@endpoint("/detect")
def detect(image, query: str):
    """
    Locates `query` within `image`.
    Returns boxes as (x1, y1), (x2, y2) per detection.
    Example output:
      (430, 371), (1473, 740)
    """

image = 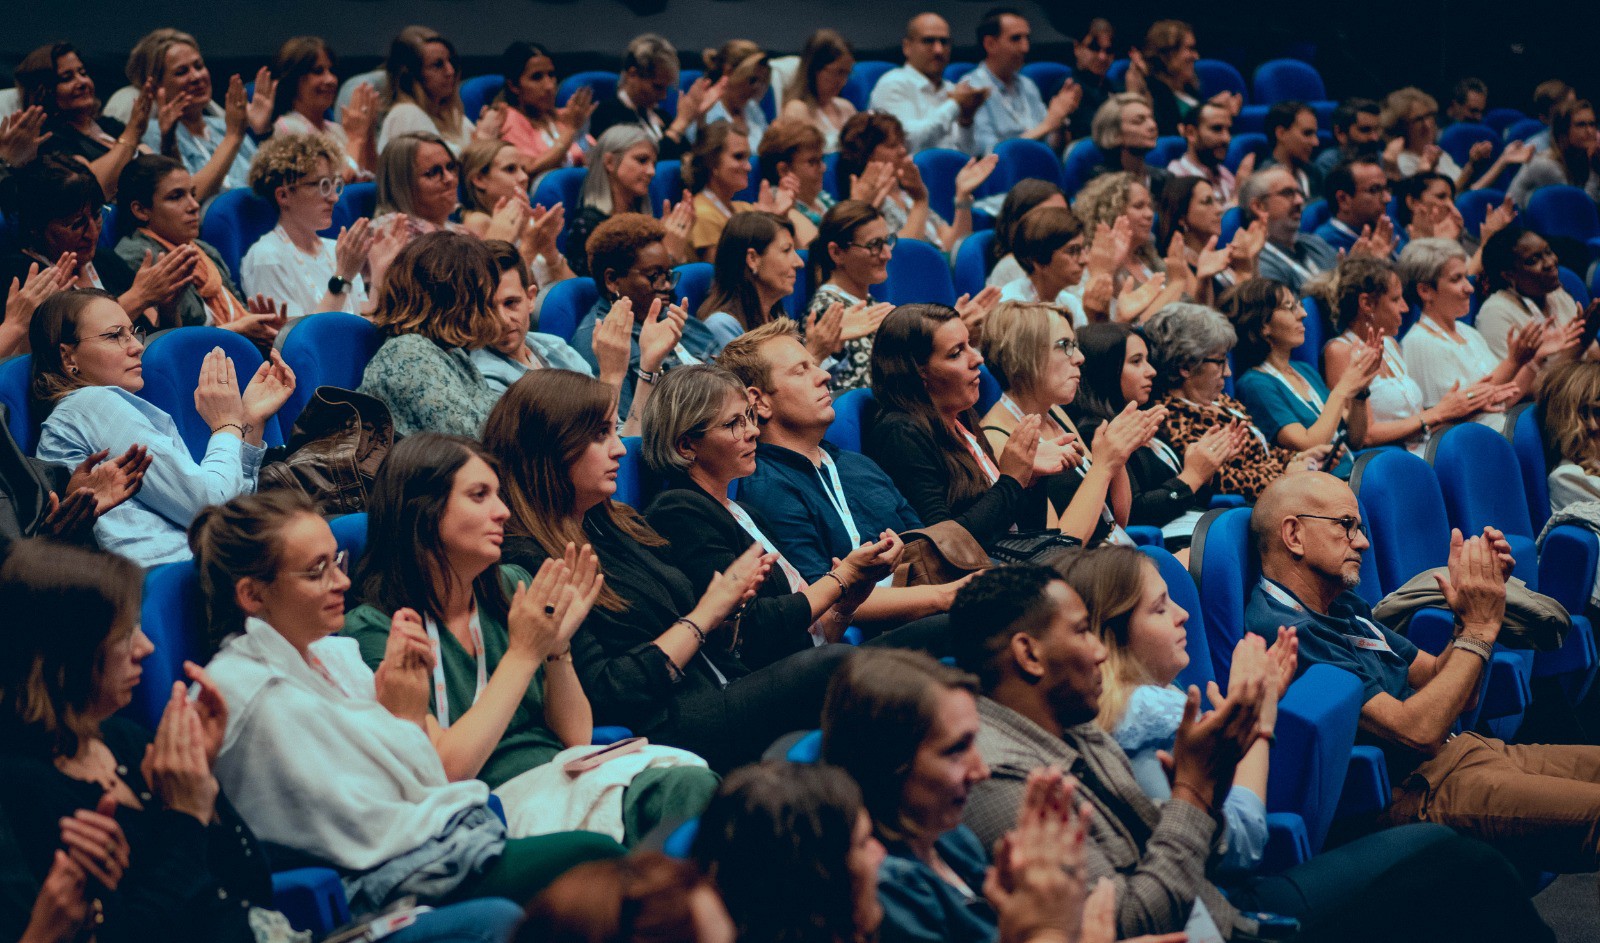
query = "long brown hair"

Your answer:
(1051, 546), (1157, 731)
(386, 25), (464, 131)
(699, 211), (792, 329)
(1540, 360), (1600, 476)
(481, 370), (664, 611)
